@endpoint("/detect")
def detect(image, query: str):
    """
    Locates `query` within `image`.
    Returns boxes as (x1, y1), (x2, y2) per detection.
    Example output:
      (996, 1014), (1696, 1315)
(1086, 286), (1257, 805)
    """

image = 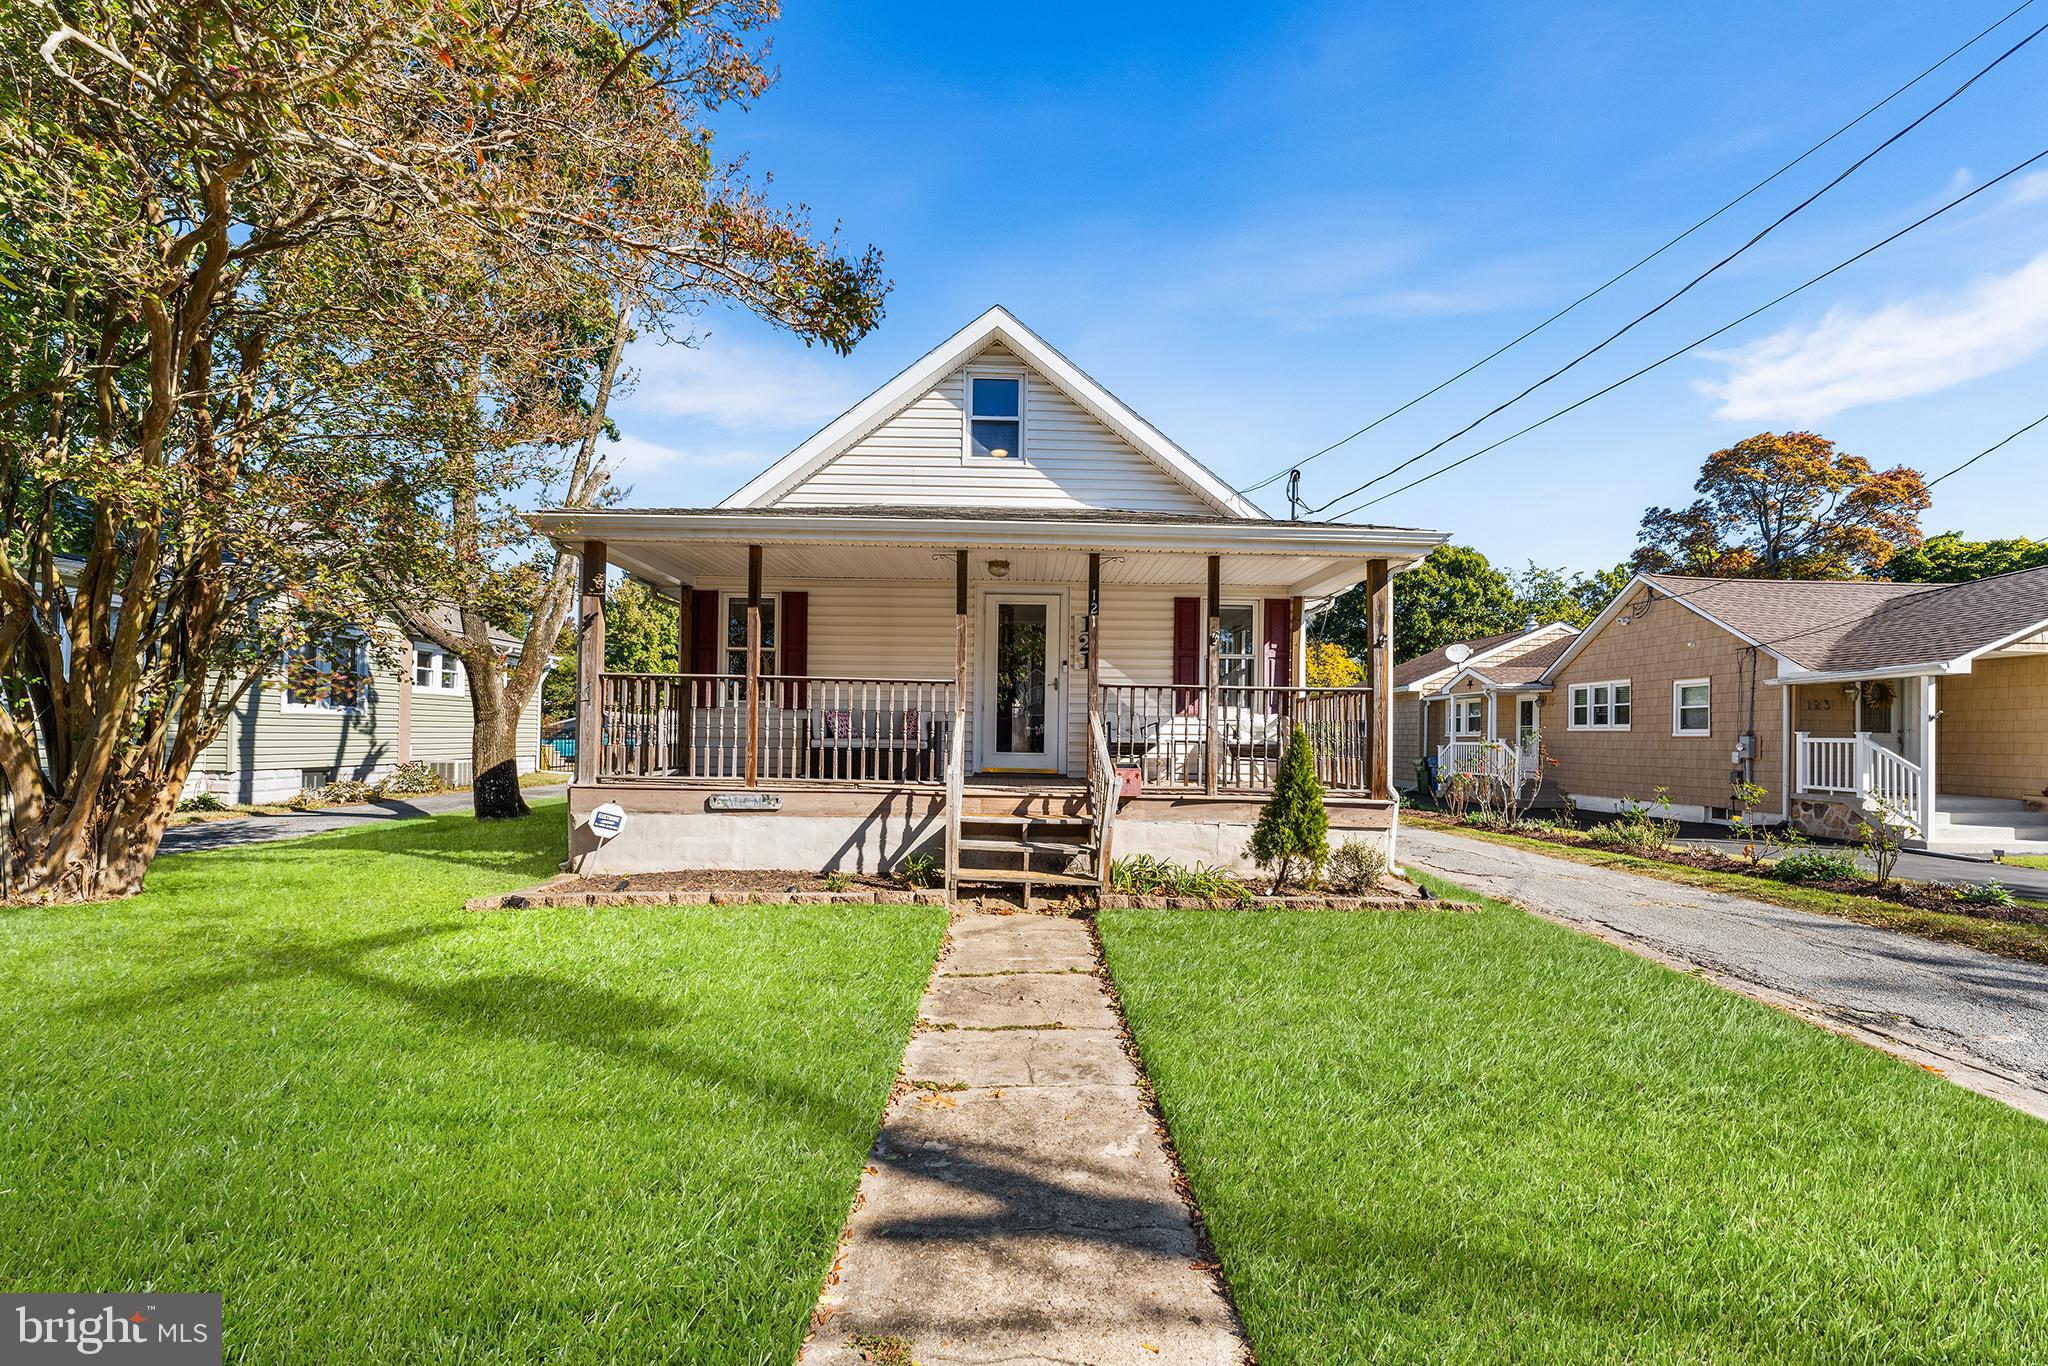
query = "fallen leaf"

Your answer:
(1142, 1344), (1160, 1353)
